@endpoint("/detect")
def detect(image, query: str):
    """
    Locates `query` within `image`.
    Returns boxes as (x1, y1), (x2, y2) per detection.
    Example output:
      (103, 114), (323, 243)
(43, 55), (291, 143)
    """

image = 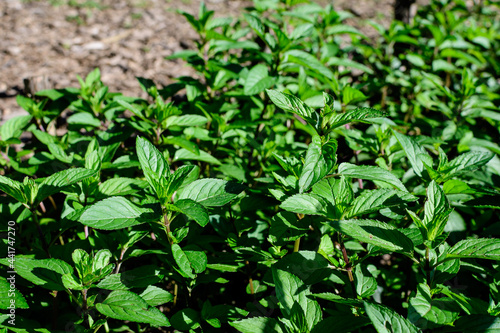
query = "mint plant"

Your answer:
(1, 0), (500, 332)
